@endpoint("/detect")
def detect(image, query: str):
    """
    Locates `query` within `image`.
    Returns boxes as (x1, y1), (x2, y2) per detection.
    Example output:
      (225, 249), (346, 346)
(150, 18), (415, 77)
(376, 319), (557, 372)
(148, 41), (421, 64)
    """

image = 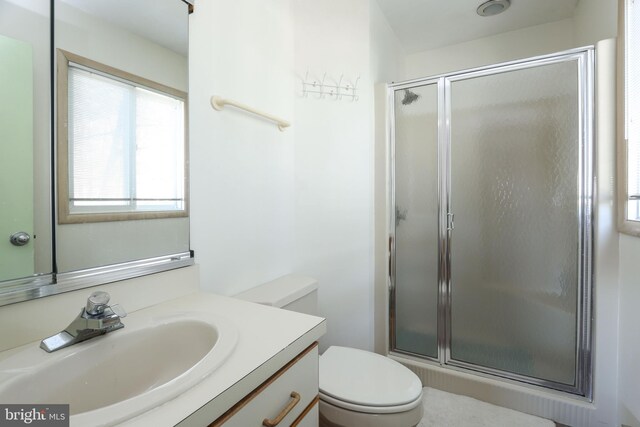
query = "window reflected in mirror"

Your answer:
(58, 50), (187, 223)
